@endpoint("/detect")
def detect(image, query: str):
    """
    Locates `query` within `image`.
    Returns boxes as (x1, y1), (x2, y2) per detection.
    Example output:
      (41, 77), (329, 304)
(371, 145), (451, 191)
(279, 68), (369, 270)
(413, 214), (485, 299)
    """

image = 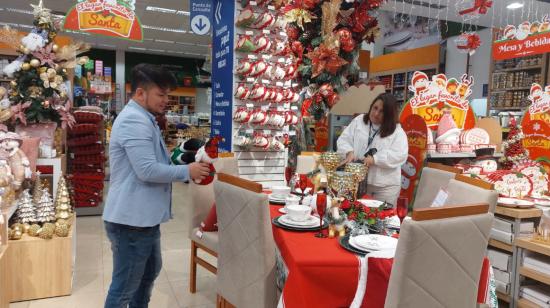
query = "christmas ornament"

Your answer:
(9, 228), (22, 240)
(54, 222), (70, 237)
(28, 224), (41, 237)
(337, 28), (355, 52)
(284, 7), (315, 29)
(22, 223), (31, 233)
(21, 62), (31, 71)
(455, 32), (481, 55)
(38, 225), (54, 239)
(15, 190), (36, 224)
(55, 177), (72, 220)
(35, 187), (55, 223)
(1, 131), (32, 189)
(30, 58), (40, 67)
(32, 172), (43, 204)
(52, 43), (59, 52)
(306, 43), (348, 77)
(459, 0), (493, 16)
